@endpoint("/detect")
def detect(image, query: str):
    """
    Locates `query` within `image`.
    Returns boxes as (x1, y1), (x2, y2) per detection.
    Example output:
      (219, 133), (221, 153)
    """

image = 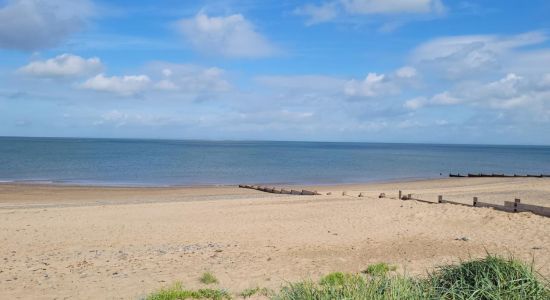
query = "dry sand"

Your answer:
(0, 178), (549, 299)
